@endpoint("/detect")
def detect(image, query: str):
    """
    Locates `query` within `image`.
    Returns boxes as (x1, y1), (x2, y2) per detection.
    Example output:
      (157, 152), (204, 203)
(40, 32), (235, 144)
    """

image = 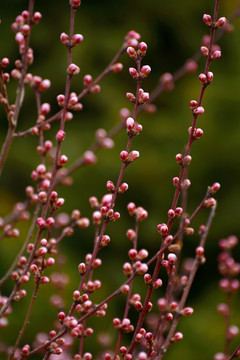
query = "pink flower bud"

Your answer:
(126, 92), (136, 103)
(72, 33), (84, 46)
(200, 46), (209, 56)
(126, 117), (135, 131)
(138, 42), (147, 53)
(127, 46), (137, 58)
(157, 223), (169, 236)
(129, 67), (138, 79)
(32, 11), (42, 24)
(211, 182), (220, 194)
(83, 151), (97, 165)
(60, 32), (69, 45)
(36, 217), (45, 228)
(111, 63), (123, 73)
(120, 150), (129, 162)
(67, 63), (80, 76)
(70, 0), (81, 9)
(199, 73), (207, 84)
(56, 130), (65, 142)
(216, 17), (226, 28)
(175, 153), (183, 165)
(193, 106), (205, 115)
(204, 197), (216, 208)
(84, 74), (93, 86)
(140, 65), (151, 78)
(77, 217), (90, 228)
(168, 253), (177, 264)
(128, 150), (139, 162)
(1, 58), (9, 67)
(172, 332), (183, 342)
(212, 50), (221, 60)
(203, 14), (212, 26)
